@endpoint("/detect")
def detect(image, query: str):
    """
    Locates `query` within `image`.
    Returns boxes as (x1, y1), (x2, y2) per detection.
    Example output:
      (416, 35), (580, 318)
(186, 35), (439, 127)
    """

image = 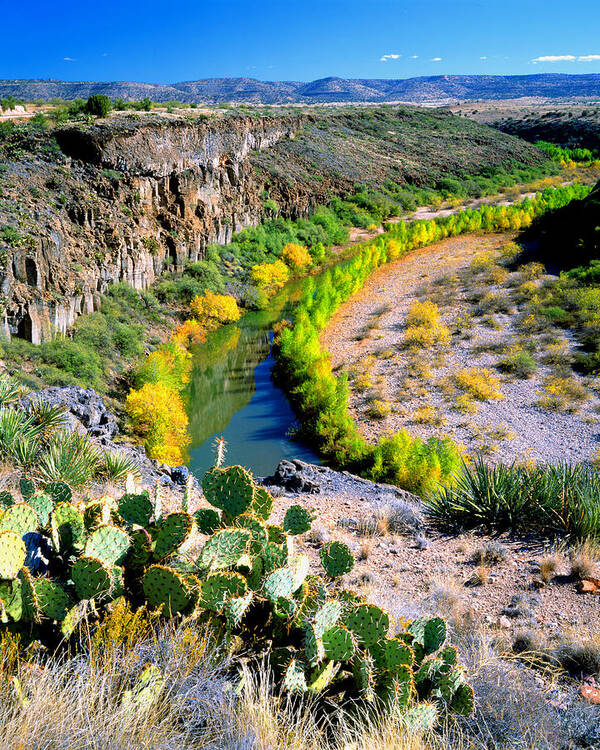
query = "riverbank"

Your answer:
(320, 232), (600, 464)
